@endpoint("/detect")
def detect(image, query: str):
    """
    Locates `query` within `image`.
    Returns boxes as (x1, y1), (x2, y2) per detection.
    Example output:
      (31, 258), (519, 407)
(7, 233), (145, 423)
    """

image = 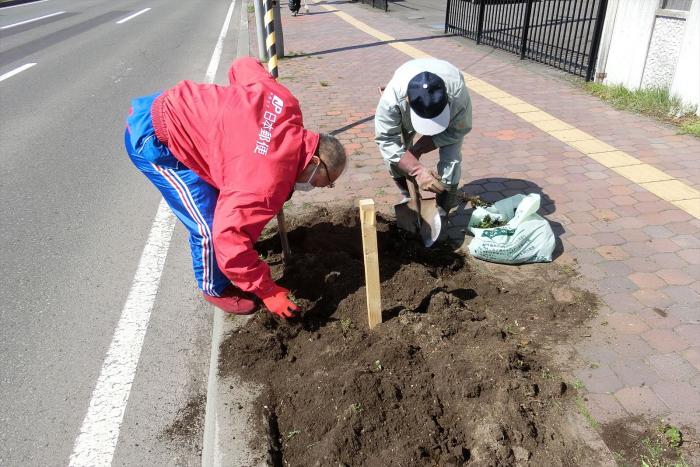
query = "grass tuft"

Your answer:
(583, 83), (700, 138)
